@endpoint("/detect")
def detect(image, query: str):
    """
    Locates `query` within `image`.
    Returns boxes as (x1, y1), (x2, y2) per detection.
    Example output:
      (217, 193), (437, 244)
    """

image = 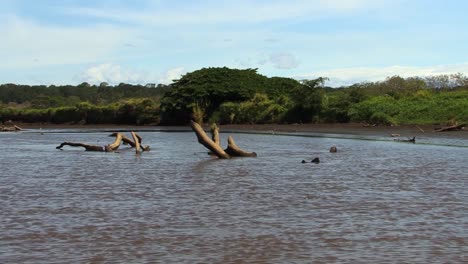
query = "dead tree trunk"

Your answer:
(105, 132), (123, 151)
(56, 132), (151, 153)
(131, 131), (141, 154)
(134, 132), (150, 151)
(434, 124), (466, 132)
(56, 142), (105, 151)
(110, 132), (150, 151)
(225, 136), (257, 157)
(211, 123), (221, 146)
(1, 125), (22, 132)
(191, 121), (230, 159)
(190, 121), (256, 159)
